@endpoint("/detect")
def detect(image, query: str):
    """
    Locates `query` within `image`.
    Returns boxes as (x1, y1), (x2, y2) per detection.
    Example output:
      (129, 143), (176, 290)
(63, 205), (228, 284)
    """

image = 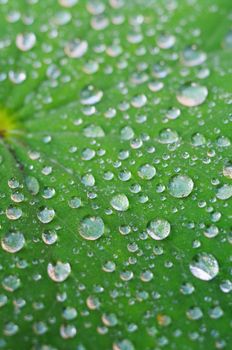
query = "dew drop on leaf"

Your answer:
(168, 175), (194, 198)
(189, 253), (219, 281)
(138, 164), (156, 180)
(64, 39), (88, 58)
(37, 207), (55, 223)
(47, 262), (71, 282)
(181, 46), (207, 66)
(110, 194), (129, 211)
(79, 216), (104, 240)
(16, 32), (36, 51)
(1, 232), (25, 253)
(80, 85), (103, 105)
(147, 219), (171, 240)
(177, 82), (208, 107)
